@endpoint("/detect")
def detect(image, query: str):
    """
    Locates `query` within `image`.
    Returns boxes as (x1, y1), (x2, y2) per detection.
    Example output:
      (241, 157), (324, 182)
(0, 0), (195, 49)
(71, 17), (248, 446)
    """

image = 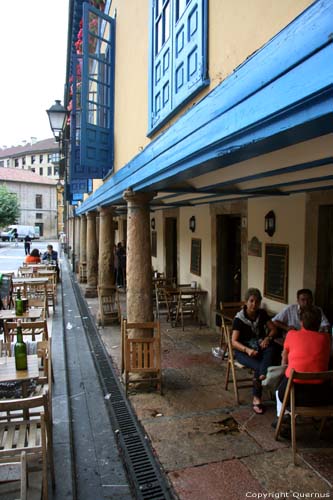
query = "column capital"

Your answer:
(98, 205), (114, 217)
(86, 210), (97, 220)
(80, 213), (87, 220)
(123, 188), (156, 205)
